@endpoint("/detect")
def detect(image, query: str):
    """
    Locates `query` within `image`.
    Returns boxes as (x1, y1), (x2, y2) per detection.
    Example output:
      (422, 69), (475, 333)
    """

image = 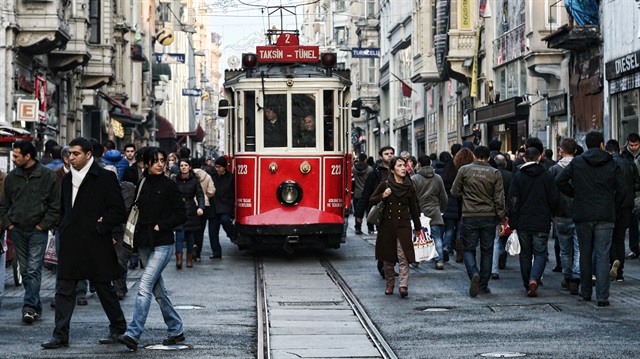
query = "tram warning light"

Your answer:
(242, 53), (258, 69)
(320, 53), (337, 68)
